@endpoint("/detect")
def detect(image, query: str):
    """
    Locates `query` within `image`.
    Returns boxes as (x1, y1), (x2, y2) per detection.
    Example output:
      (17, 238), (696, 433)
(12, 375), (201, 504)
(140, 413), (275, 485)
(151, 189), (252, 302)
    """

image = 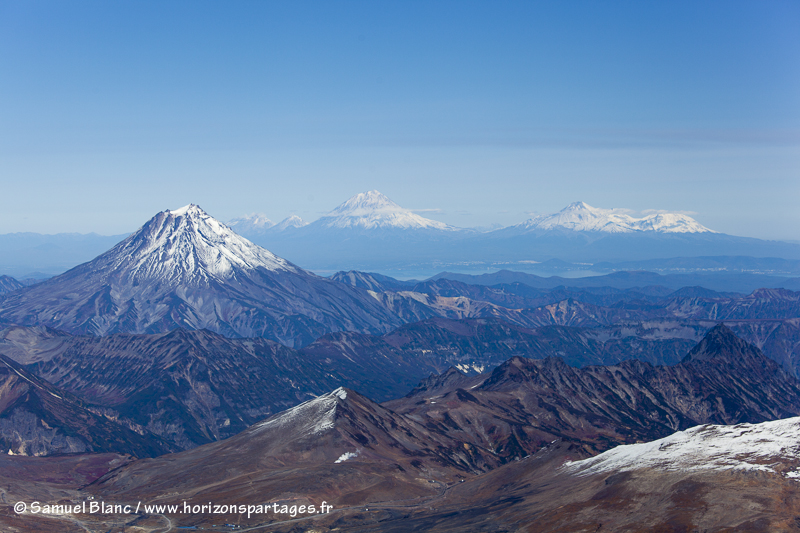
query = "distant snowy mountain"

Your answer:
(239, 194), (799, 272)
(228, 213), (308, 237)
(227, 213), (274, 236)
(514, 202), (715, 234)
(238, 191), (471, 270)
(0, 205), (405, 346)
(273, 214), (308, 231)
(7, 197), (795, 280)
(312, 190), (458, 231)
